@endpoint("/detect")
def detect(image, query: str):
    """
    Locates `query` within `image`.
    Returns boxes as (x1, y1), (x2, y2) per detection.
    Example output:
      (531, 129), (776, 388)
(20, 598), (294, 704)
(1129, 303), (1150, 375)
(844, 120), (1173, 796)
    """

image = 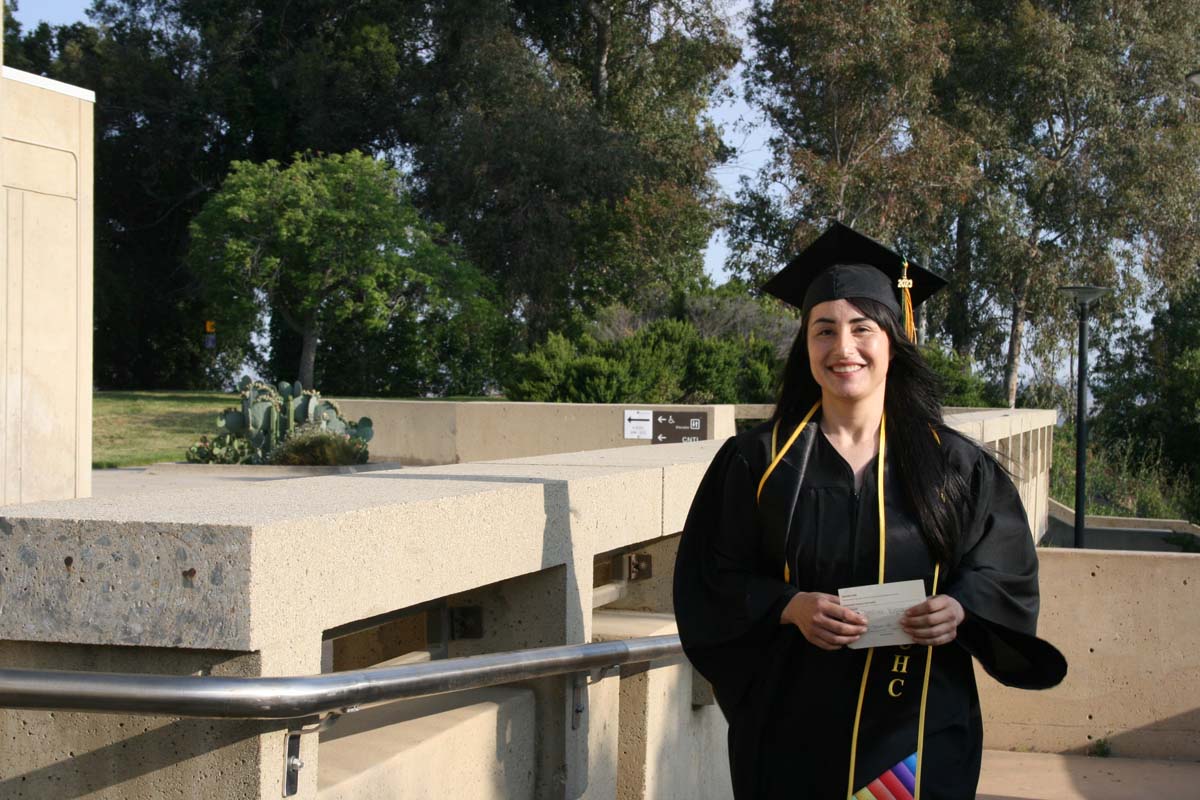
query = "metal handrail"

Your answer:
(0, 634), (682, 720)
